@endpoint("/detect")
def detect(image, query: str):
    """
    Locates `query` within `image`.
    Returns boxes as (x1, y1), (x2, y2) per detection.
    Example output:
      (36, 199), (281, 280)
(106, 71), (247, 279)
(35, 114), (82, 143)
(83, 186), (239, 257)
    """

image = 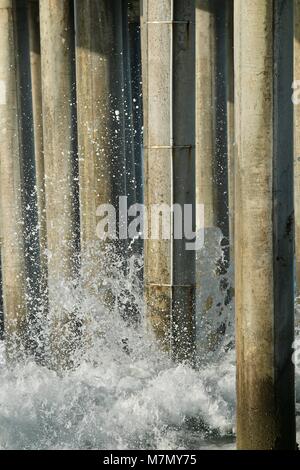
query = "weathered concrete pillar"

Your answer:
(139, 0), (148, 266)
(196, 0), (230, 243)
(40, 0), (78, 369)
(195, 0), (216, 230)
(225, 0), (234, 261)
(28, 0), (47, 289)
(75, 0), (131, 330)
(140, 0), (148, 154)
(143, 0), (195, 361)
(294, 0), (300, 298)
(75, 0), (126, 248)
(75, 0), (132, 335)
(14, 0), (43, 357)
(195, 0), (230, 356)
(0, 0), (27, 358)
(235, 0), (295, 449)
